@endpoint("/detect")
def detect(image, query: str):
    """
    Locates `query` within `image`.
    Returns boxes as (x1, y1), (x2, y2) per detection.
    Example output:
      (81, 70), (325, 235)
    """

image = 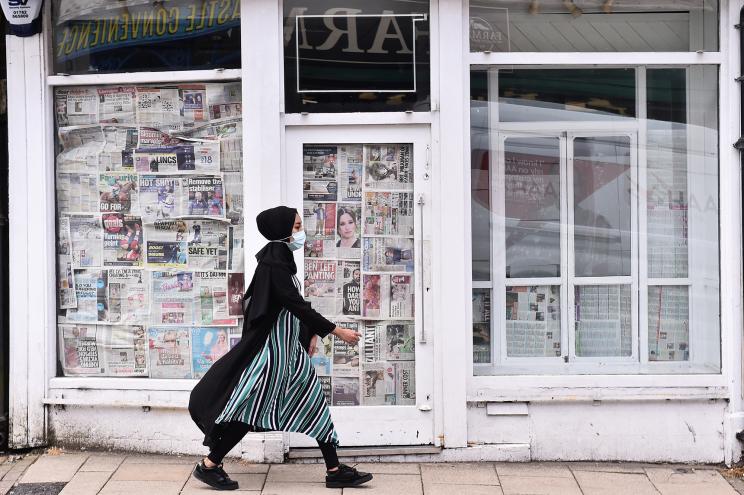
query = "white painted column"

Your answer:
(7, 31), (54, 448)
(435, 0), (469, 448)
